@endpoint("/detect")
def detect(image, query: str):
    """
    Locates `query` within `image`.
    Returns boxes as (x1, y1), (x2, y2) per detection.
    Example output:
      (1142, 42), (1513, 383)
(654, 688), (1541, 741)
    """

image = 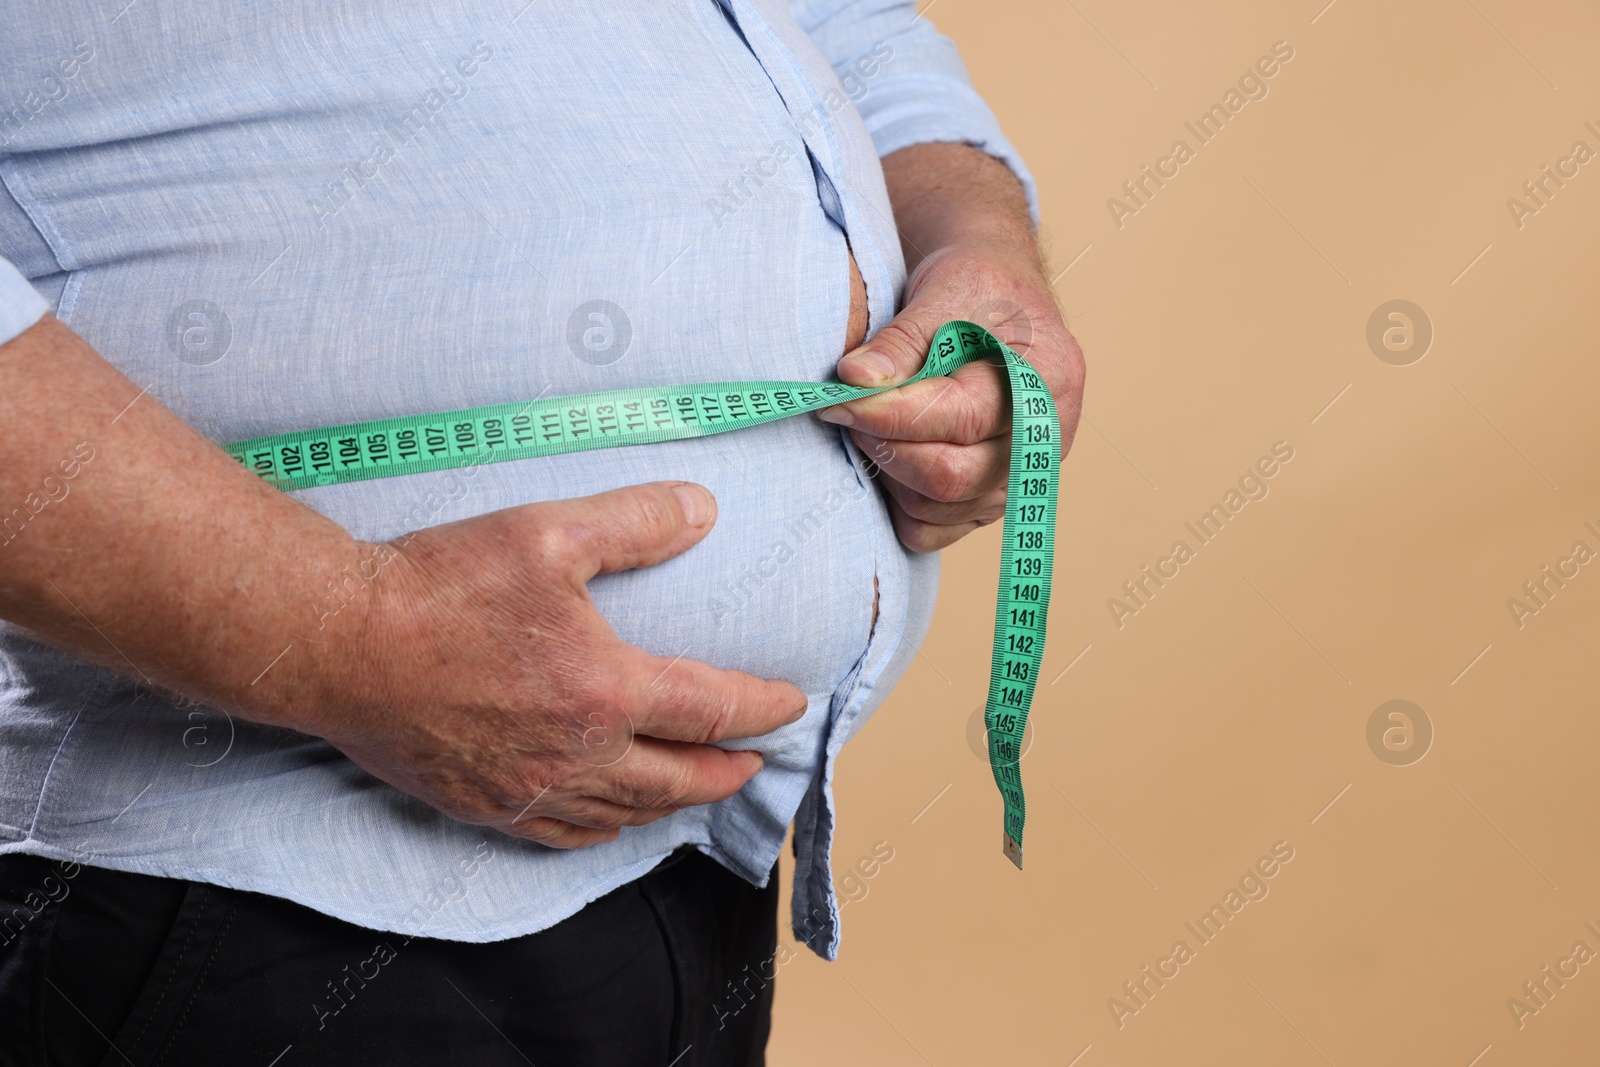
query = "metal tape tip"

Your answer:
(1003, 833), (1023, 870)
